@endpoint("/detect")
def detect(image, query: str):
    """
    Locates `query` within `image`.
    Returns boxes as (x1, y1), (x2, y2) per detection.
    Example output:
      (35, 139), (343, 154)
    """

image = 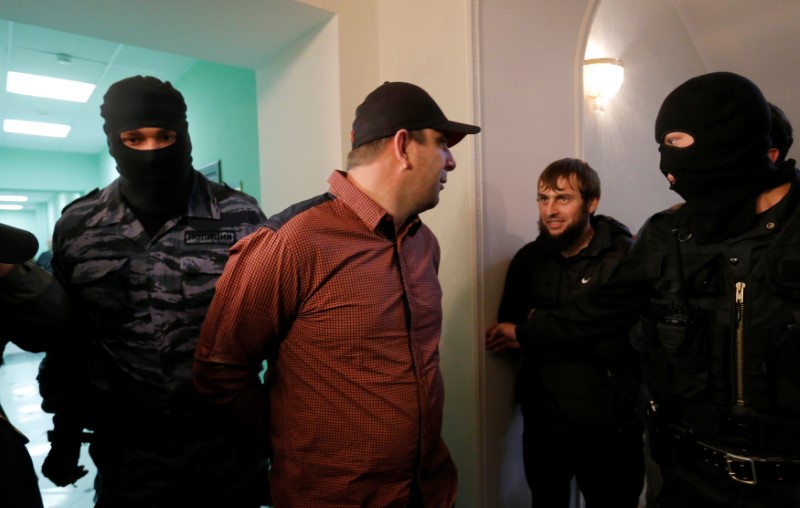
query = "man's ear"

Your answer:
(392, 129), (411, 169)
(587, 197), (599, 215)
